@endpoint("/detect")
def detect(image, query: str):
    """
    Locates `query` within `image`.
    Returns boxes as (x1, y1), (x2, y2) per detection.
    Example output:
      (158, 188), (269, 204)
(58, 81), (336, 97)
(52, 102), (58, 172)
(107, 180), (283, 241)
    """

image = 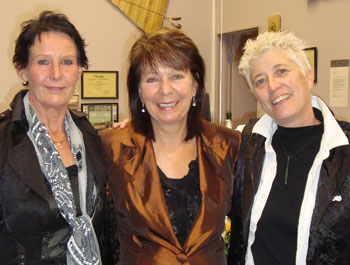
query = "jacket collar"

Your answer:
(200, 119), (231, 161)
